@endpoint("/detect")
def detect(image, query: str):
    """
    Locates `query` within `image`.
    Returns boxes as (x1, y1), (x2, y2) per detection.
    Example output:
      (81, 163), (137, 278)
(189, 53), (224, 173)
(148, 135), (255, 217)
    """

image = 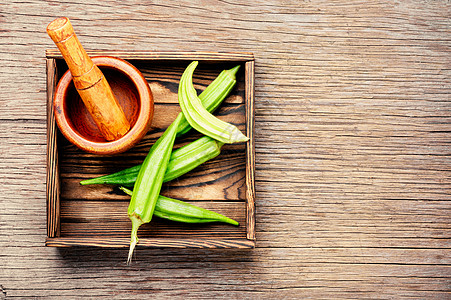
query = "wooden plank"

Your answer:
(61, 151), (246, 201)
(59, 200), (245, 239)
(46, 49), (254, 61)
(46, 58), (60, 238)
(46, 237), (255, 248)
(60, 200), (244, 220)
(140, 62), (247, 104)
(54, 198), (247, 243)
(245, 60), (256, 240)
